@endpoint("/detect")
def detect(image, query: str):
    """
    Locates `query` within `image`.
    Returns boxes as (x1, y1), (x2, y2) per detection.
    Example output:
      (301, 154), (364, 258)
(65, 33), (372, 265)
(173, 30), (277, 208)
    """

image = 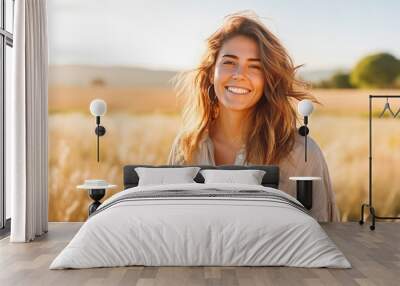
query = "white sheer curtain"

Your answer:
(7, 0), (48, 242)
